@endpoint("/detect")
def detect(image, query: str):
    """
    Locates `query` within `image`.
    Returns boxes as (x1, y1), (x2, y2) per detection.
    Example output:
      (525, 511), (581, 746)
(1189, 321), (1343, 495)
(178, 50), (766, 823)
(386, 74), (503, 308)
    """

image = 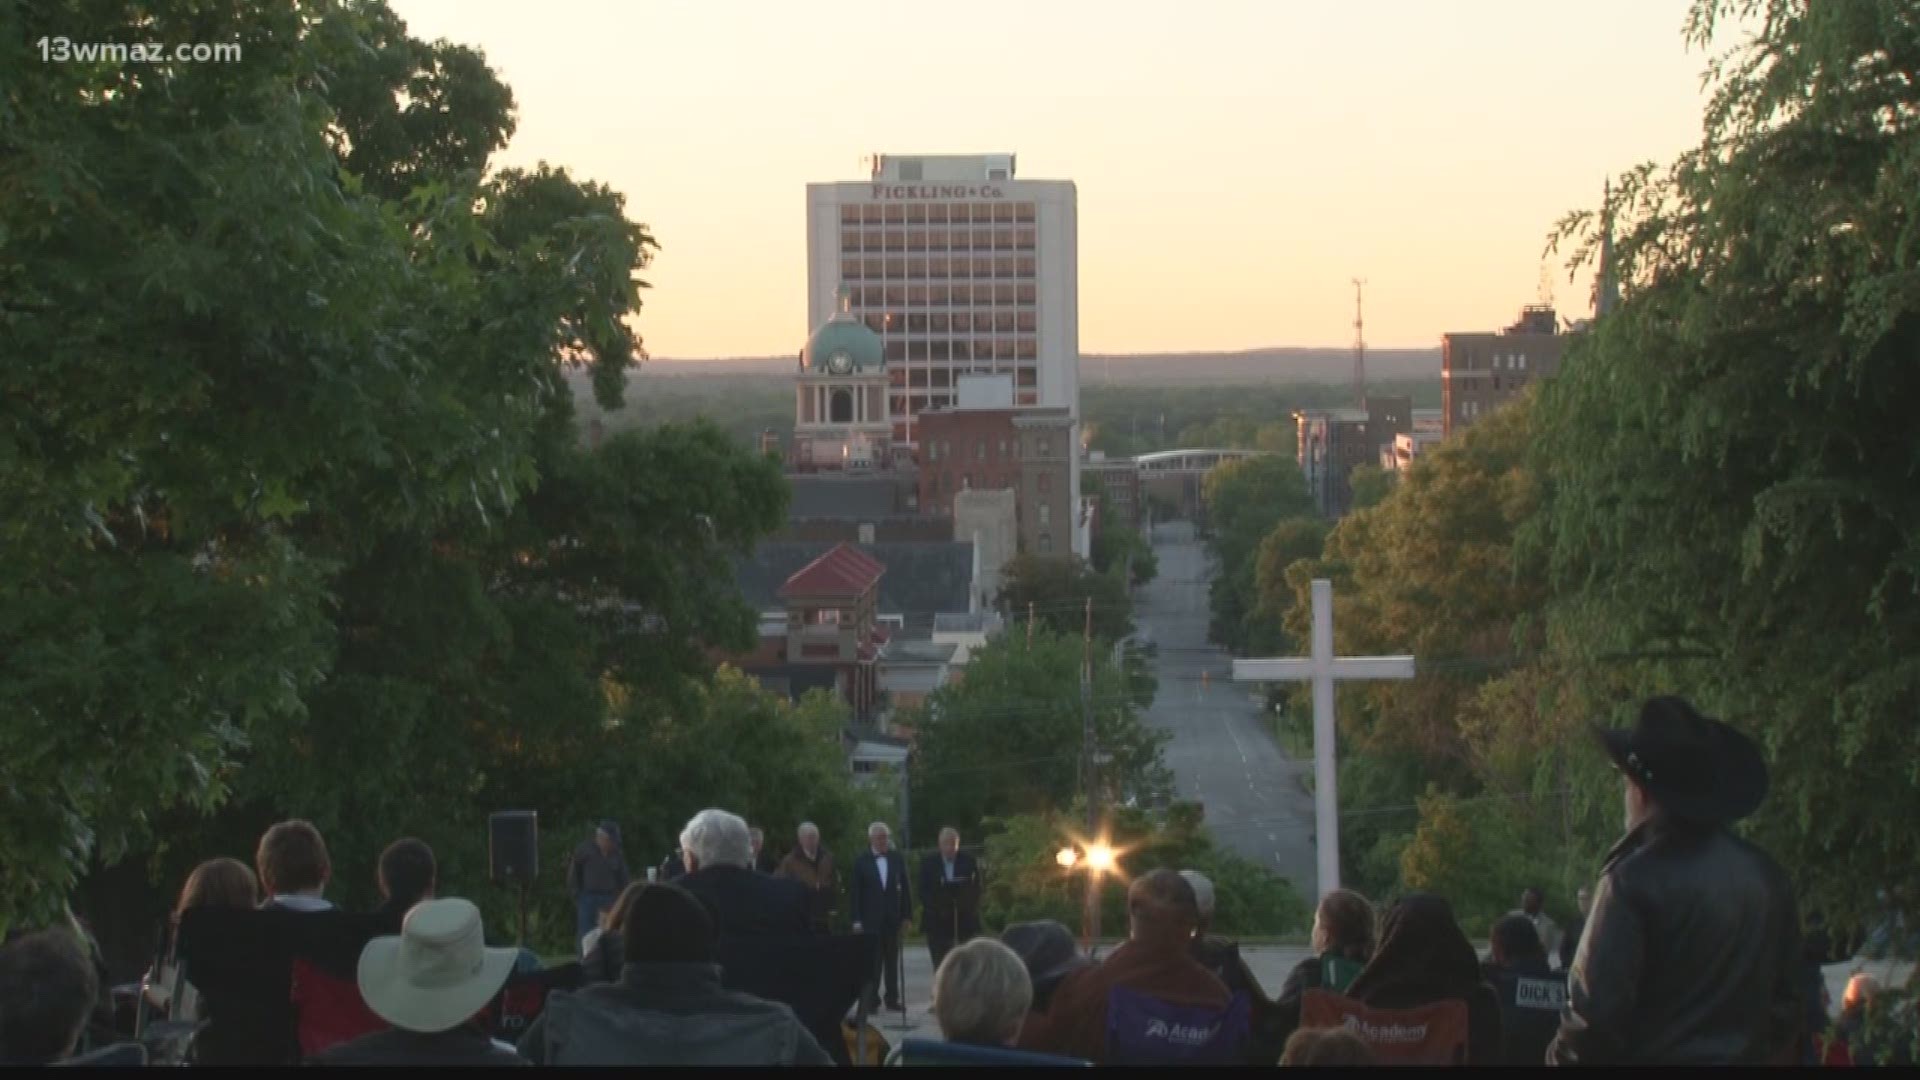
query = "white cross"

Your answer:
(1231, 578), (1414, 900)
